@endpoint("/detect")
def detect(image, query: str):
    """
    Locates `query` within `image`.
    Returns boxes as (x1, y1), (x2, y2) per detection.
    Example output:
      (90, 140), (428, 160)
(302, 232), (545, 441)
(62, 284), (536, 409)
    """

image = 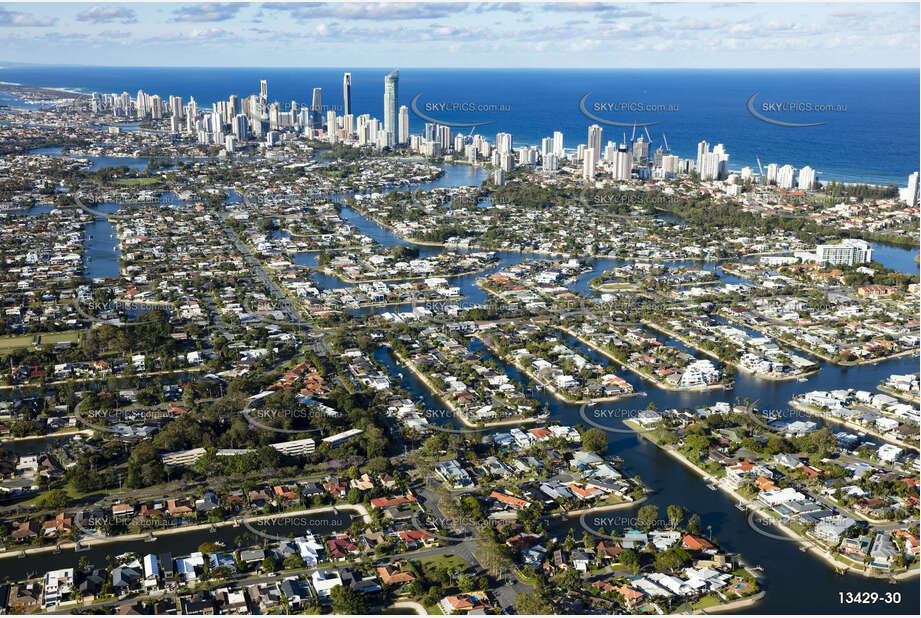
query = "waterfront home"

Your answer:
(682, 535), (716, 553)
(869, 533), (899, 569)
(111, 564), (142, 592)
(439, 591), (491, 614)
(326, 534), (360, 560)
(378, 562), (416, 586)
(42, 568), (73, 609)
(840, 535), (873, 560)
(813, 515), (856, 542)
(6, 583), (41, 613)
